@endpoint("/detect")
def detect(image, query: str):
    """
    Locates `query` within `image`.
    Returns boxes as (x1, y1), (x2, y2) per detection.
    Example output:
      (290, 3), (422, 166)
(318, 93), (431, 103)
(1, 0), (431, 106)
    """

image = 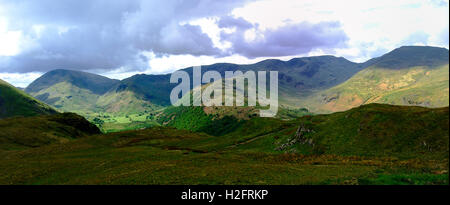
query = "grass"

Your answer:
(84, 110), (163, 133)
(0, 104), (447, 185)
(0, 79), (57, 119)
(0, 113), (100, 150)
(358, 173), (449, 185)
(301, 64), (449, 113)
